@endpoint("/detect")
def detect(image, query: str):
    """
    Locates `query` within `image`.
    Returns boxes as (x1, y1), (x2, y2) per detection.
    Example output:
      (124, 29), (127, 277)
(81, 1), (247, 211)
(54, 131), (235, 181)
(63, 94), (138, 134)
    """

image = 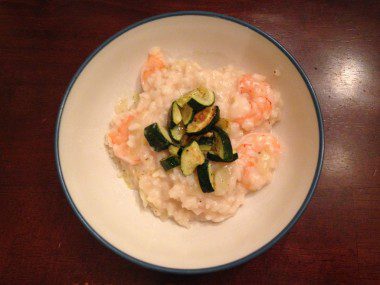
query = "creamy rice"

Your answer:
(106, 48), (281, 227)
